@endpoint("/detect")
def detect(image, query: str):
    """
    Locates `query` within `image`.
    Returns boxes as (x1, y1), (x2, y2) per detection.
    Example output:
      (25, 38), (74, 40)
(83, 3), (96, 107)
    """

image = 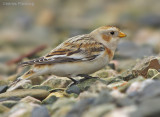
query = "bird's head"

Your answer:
(90, 26), (126, 50)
